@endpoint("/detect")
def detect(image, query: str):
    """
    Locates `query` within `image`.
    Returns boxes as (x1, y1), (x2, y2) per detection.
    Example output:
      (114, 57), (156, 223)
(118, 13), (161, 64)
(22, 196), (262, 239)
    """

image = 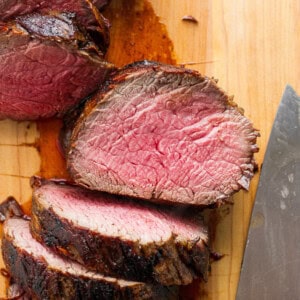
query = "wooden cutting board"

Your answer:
(1, 0), (300, 298)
